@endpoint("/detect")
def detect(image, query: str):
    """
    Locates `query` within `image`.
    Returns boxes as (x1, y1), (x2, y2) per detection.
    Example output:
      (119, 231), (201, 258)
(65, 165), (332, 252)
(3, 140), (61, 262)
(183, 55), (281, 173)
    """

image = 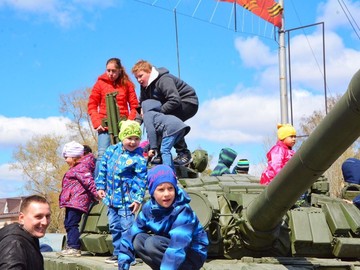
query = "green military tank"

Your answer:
(44, 69), (360, 269)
